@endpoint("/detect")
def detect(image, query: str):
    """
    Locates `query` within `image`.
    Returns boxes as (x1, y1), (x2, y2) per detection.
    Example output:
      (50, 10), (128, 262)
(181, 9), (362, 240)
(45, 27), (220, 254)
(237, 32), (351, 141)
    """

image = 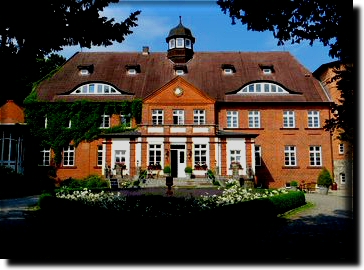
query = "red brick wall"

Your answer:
(218, 104), (332, 188)
(56, 139), (104, 180)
